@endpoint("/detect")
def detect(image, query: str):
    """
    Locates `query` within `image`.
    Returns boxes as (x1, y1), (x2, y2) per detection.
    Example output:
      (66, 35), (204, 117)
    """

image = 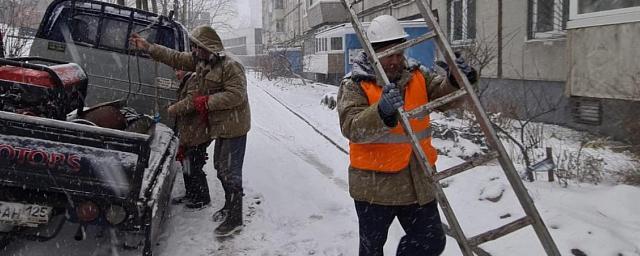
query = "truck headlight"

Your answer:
(77, 201), (99, 222)
(105, 204), (127, 225)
